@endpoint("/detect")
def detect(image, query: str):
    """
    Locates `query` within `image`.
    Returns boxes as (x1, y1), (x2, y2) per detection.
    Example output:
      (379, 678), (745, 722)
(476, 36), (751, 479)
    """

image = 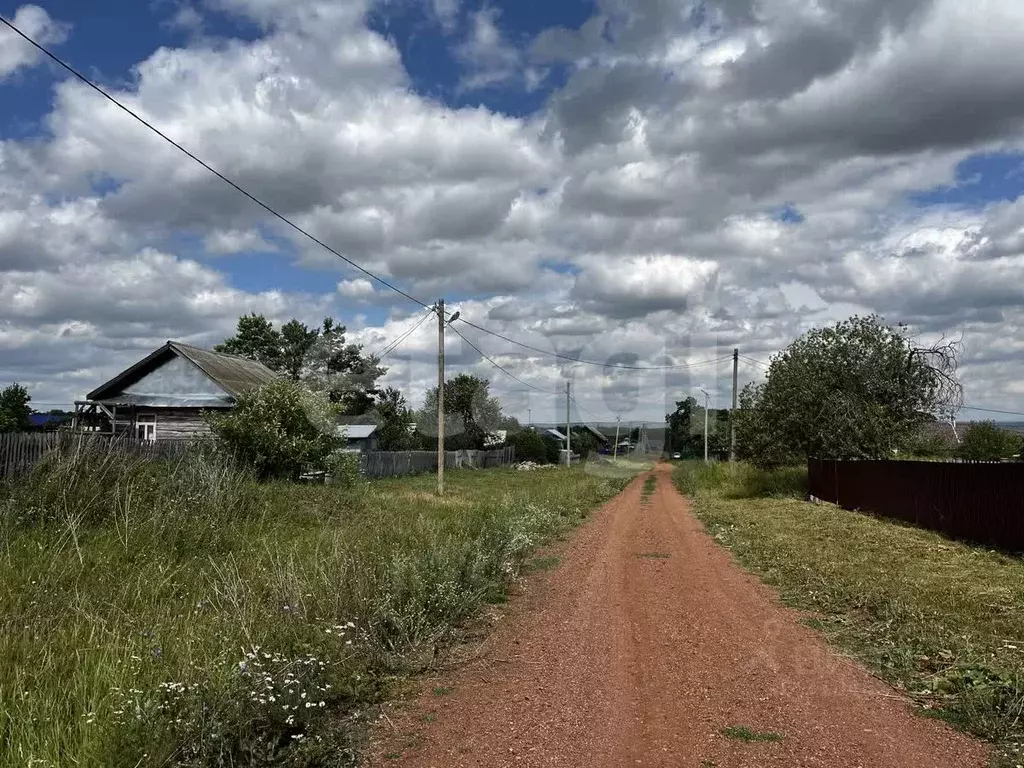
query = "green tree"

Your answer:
(0, 383), (32, 433)
(301, 318), (386, 415)
(421, 374), (503, 450)
(208, 381), (342, 480)
(666, 397), (703, 458)
(219, 315), (386, 415)
(735, 315), (962, 467)
(509, 428), (548, 463)
(372, 386), (415, 451)
(216, 313), (284, 371)
(542, 434), (563, 464)
(958, 421), (1022, 461)
(571, 430), (598, 459)
(279, 319), (320, 381)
